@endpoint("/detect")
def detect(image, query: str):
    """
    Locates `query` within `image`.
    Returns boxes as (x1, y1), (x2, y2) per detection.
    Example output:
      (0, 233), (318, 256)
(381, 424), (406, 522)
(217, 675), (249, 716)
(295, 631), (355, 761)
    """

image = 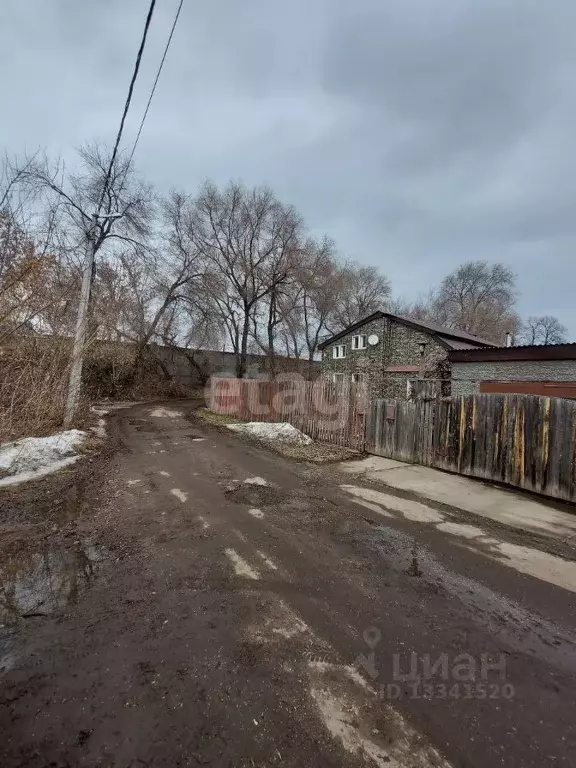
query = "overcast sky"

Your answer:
(2, 0), (576, 334)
